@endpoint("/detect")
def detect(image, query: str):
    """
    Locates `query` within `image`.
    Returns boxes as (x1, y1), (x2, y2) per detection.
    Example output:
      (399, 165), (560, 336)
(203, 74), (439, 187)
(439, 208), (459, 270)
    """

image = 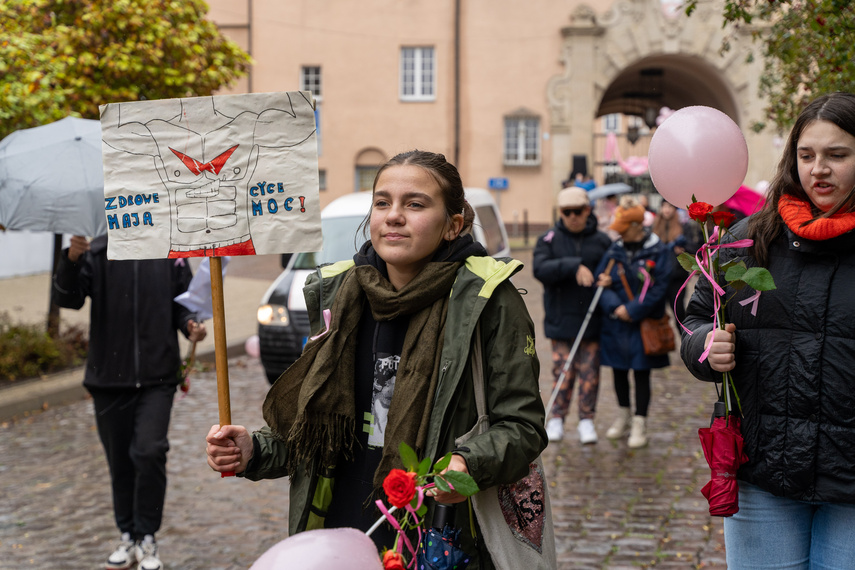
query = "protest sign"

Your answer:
(100, 92), (321, 452)
(100, 91), (322, 260)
